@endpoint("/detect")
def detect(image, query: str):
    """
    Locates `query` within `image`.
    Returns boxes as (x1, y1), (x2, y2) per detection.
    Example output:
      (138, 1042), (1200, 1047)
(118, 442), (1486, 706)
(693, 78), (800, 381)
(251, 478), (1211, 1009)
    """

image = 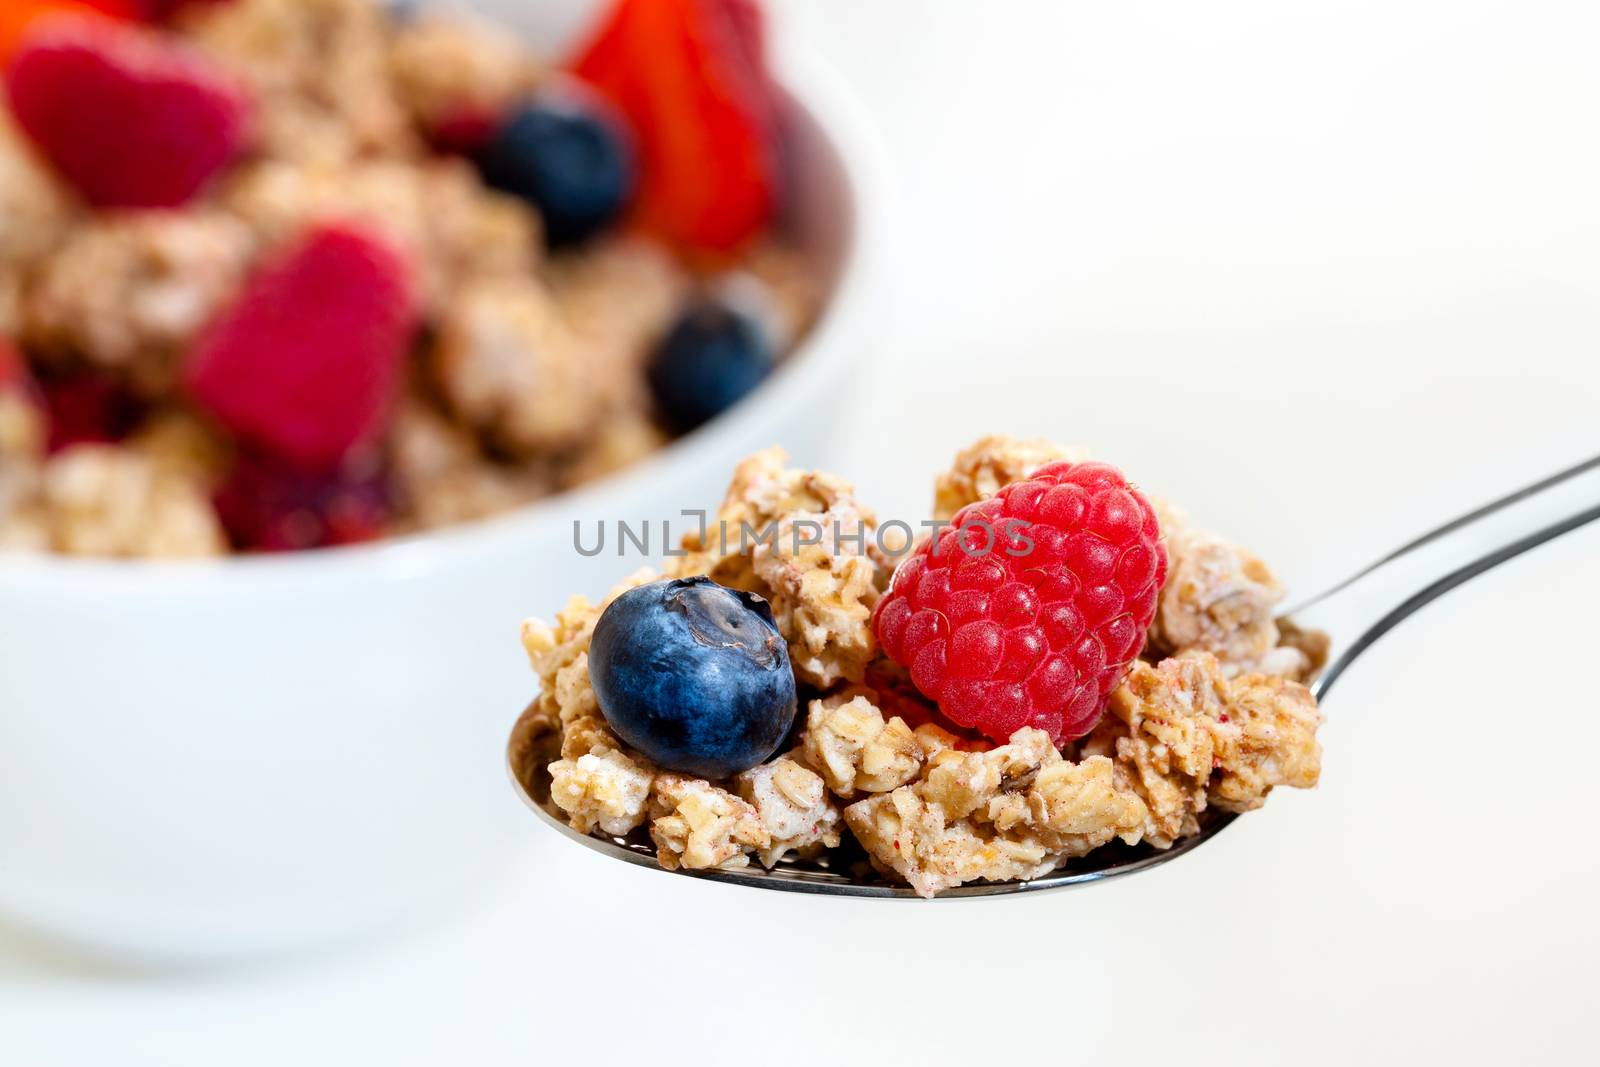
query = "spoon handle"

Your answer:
(1289, 455), (1600, 701)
